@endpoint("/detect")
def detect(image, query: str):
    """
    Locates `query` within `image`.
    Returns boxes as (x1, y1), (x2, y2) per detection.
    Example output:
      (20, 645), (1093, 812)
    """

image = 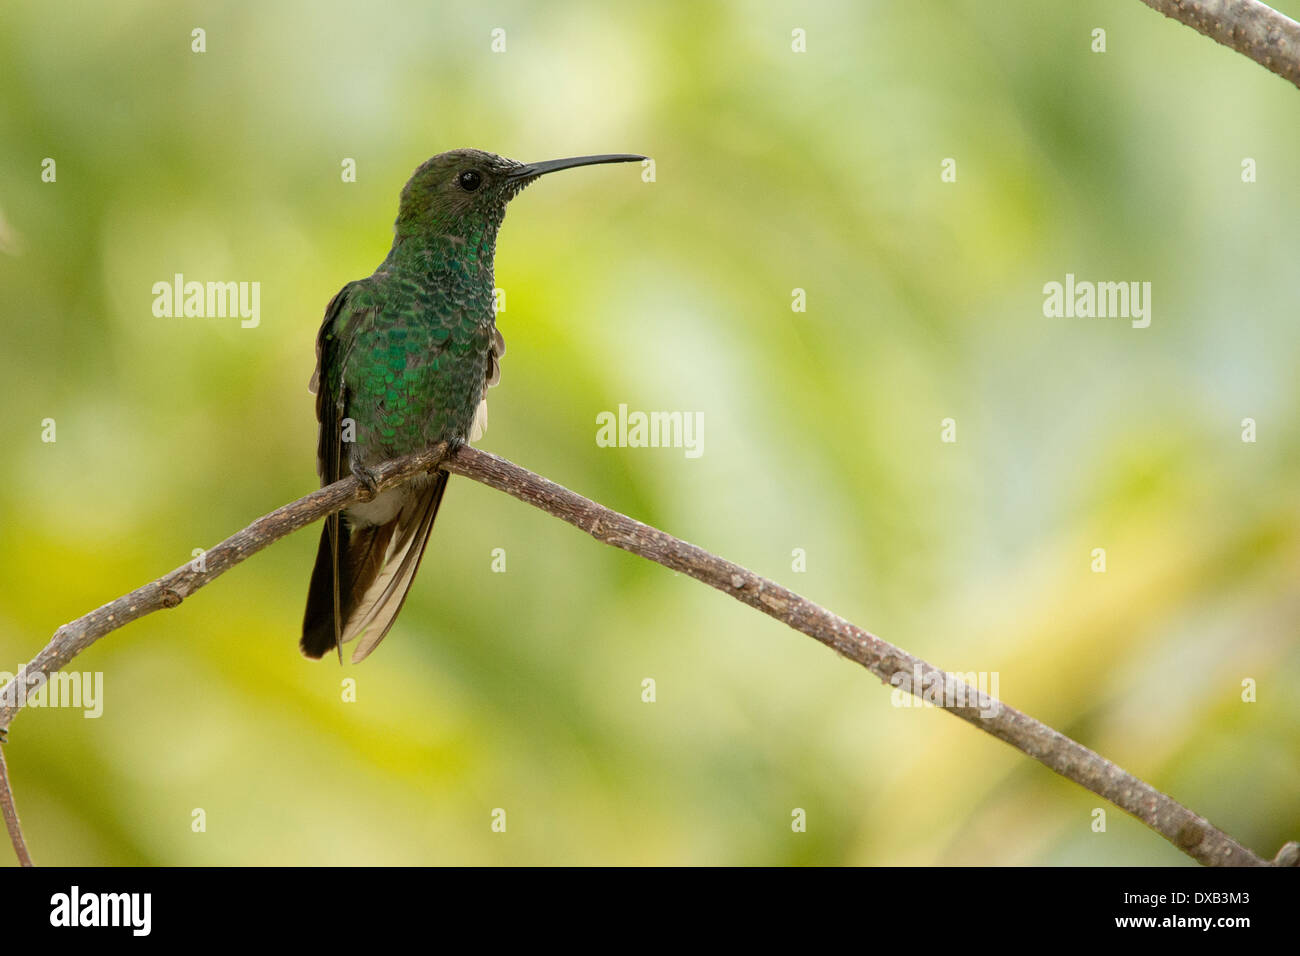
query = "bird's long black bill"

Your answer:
(509, 153), (645, 179)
